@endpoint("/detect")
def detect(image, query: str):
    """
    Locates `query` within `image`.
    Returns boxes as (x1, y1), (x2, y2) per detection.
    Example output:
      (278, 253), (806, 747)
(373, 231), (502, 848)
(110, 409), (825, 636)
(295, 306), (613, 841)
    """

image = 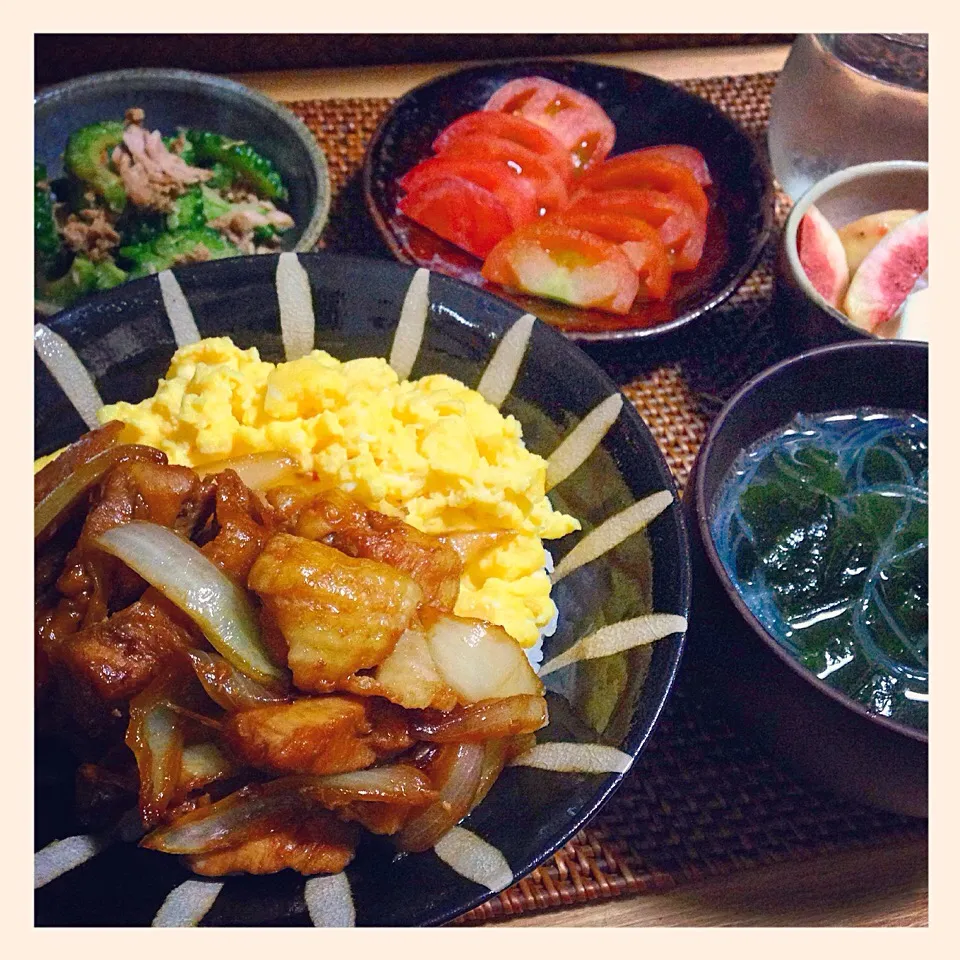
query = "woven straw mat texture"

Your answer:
(285, 72), (927, 925)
